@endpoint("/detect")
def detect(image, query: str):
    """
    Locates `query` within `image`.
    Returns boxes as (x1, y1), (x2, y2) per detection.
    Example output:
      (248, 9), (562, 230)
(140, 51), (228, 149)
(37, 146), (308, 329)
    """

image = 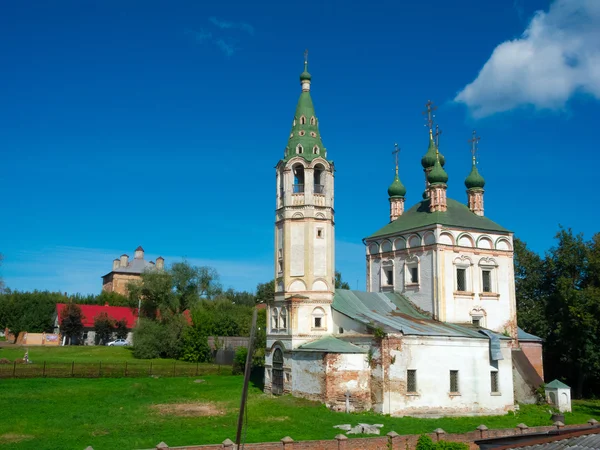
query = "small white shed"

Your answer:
(545, 379), (571, 412)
